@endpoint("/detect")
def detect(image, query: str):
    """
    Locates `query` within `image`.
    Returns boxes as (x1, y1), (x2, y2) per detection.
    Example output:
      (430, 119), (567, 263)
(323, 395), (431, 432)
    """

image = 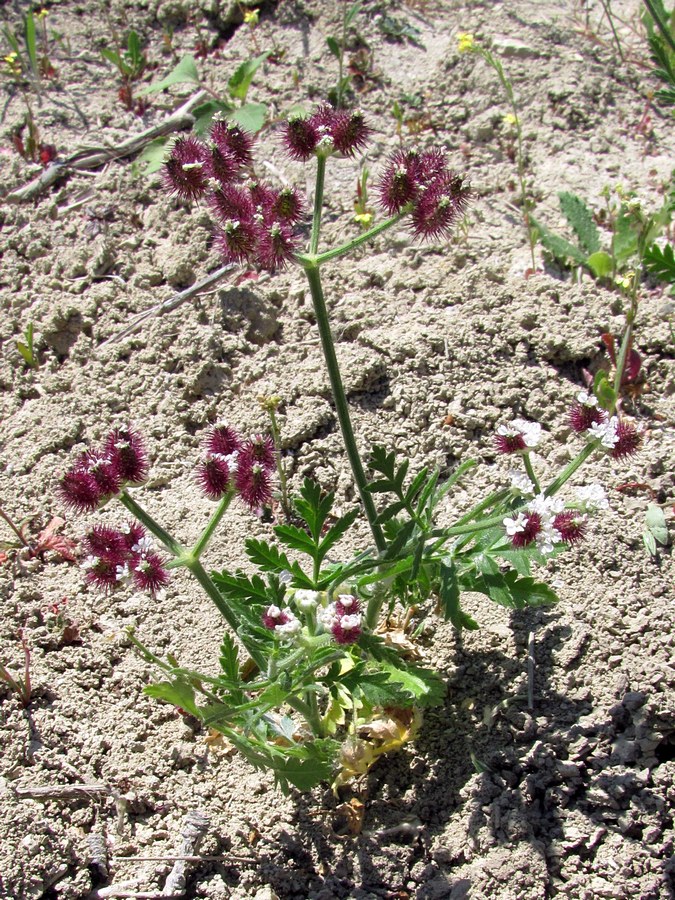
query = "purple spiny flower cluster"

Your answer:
(568, 391), (641, 459)
(282, 104), (370, 160)
(82, 522), (169, 595)
(163, 119), (305, 272)
(196, 425), (276, 510)
(378, 147), (471, 238)
(60, 426), (148, 512)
